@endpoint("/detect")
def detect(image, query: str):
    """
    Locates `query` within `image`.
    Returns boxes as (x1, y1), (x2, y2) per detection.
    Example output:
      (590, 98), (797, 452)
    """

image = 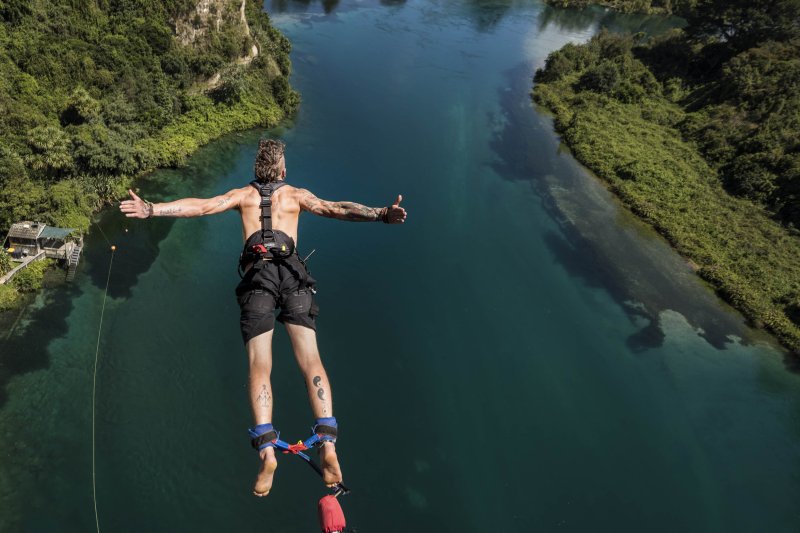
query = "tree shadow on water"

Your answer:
(0, 191), (177, 408)
(488, 63), (551, 183)
(537, 3), (599, 34)
(0, 279), (80, 409)
(270, 0), (341, 15)
(488, 60), (762, 357)
(542, 229), (666, 353)
(460, 0), (516, 33)
(83, 214), (176, 300)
